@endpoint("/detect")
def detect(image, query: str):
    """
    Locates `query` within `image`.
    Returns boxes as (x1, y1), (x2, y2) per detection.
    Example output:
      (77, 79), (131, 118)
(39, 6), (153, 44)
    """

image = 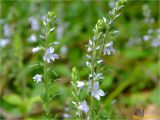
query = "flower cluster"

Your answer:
(71, 0), (127, 119)
(142, 5), (160, 48)
(31, 11), (59, 119)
